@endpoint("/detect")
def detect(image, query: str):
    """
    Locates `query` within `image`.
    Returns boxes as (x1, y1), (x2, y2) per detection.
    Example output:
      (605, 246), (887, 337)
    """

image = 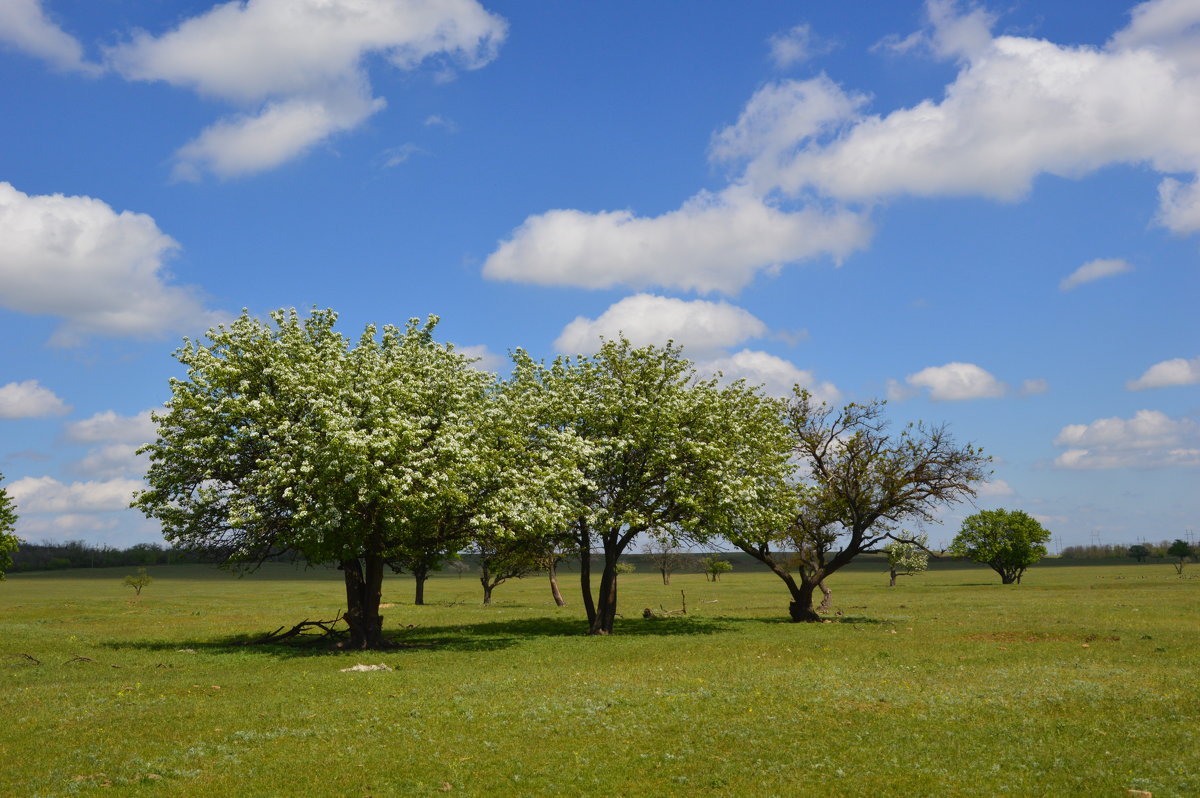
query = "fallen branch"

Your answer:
(243, 613), (347, 645)
(1, 653), (41, 665)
